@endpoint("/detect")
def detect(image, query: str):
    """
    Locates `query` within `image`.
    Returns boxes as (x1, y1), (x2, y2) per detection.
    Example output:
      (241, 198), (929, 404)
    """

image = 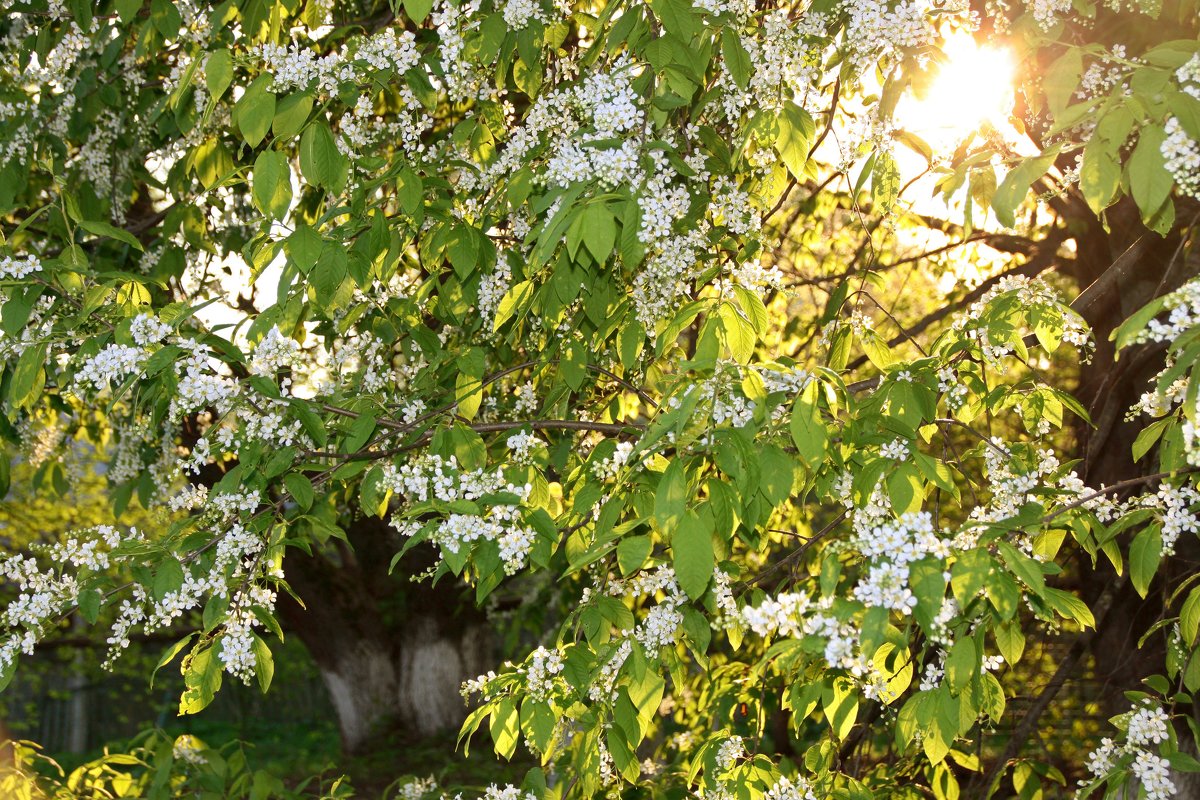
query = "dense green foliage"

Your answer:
(1, 0), (1200, 798)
